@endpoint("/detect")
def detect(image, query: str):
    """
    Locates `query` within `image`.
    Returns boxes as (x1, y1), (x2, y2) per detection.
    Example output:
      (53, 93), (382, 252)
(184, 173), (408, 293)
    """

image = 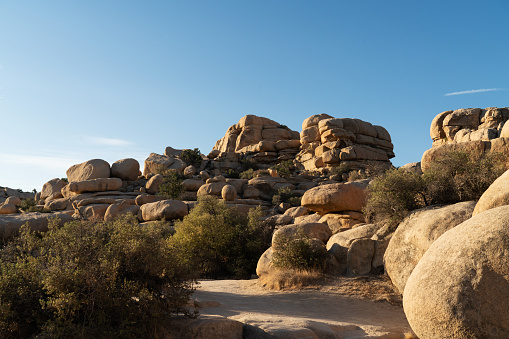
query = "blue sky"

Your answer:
(1, 1), (508, 191)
